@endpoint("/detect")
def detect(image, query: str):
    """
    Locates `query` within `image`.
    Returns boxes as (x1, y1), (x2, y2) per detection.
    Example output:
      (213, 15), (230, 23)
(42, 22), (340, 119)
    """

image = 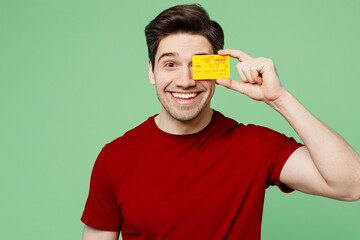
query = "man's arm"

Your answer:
(269, 90), (360, 201)
(82, 225), (119, 240)
(216, 49), (360, 201)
